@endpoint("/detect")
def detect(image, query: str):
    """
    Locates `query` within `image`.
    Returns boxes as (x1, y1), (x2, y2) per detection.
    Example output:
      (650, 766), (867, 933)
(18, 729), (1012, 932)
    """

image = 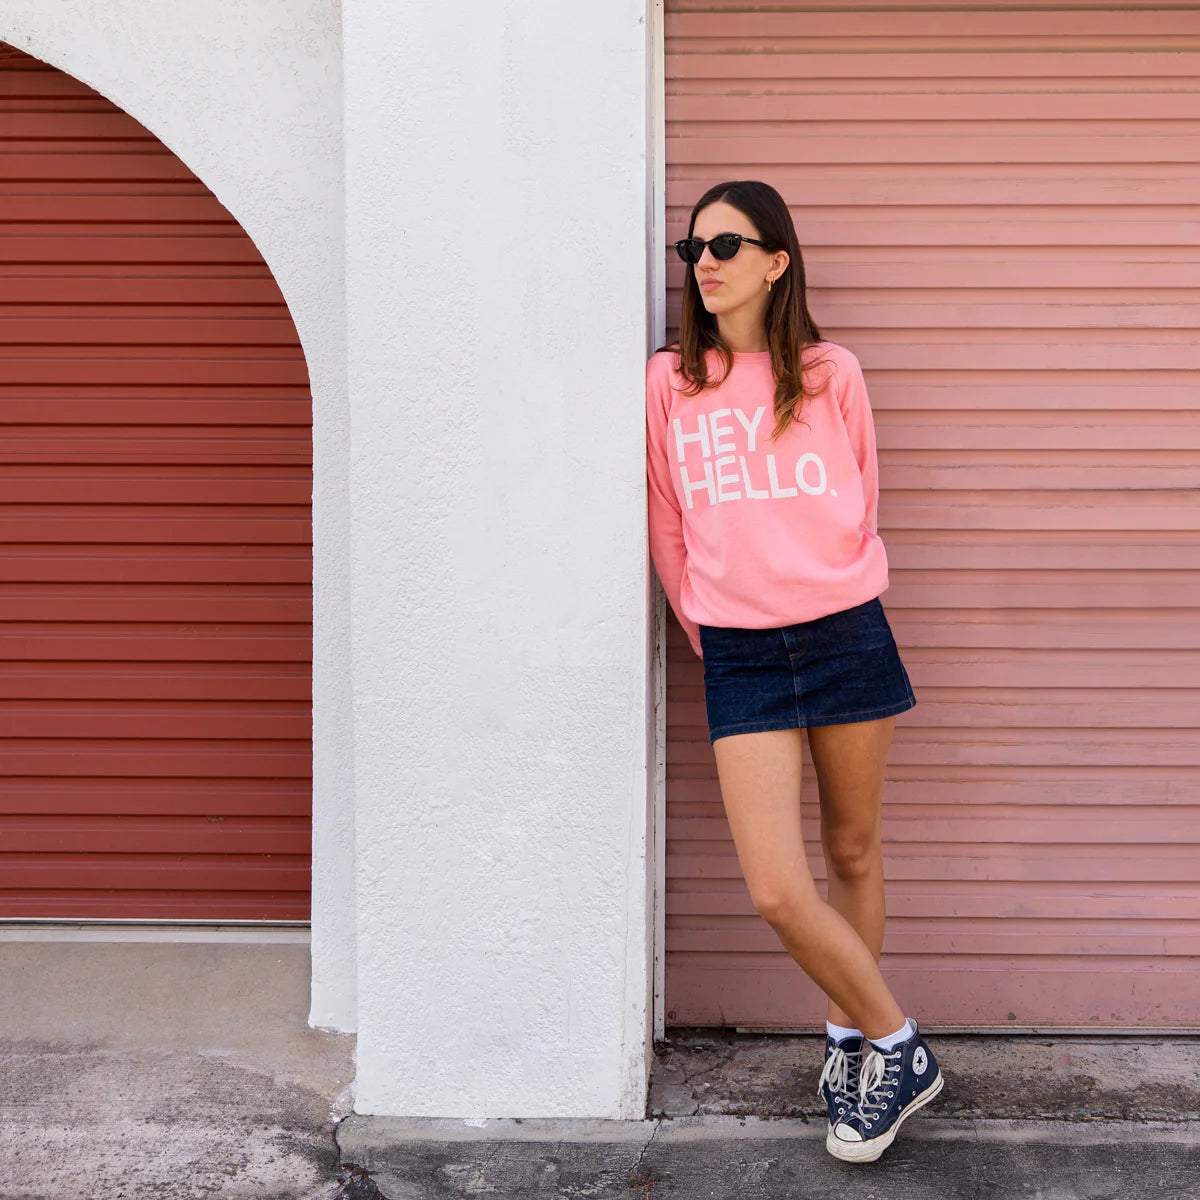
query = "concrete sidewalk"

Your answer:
(1, 938), (1197, 1199)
